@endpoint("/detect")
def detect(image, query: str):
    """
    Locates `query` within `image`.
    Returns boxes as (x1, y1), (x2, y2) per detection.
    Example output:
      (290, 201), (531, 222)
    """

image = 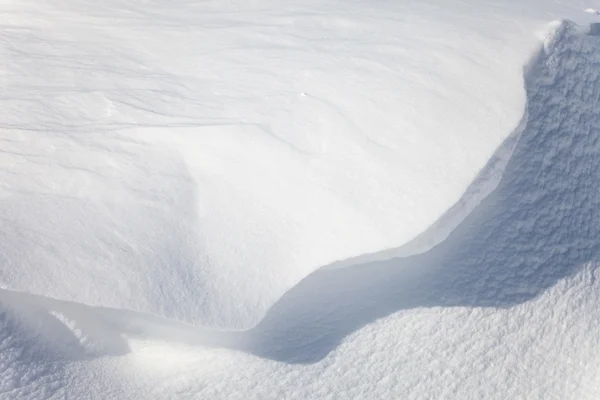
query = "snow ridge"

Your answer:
(4, 15), (600, 353)
(3, 16), (600, 400)
(0, 0), (536, 329)
(193, 20), (600, 363)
